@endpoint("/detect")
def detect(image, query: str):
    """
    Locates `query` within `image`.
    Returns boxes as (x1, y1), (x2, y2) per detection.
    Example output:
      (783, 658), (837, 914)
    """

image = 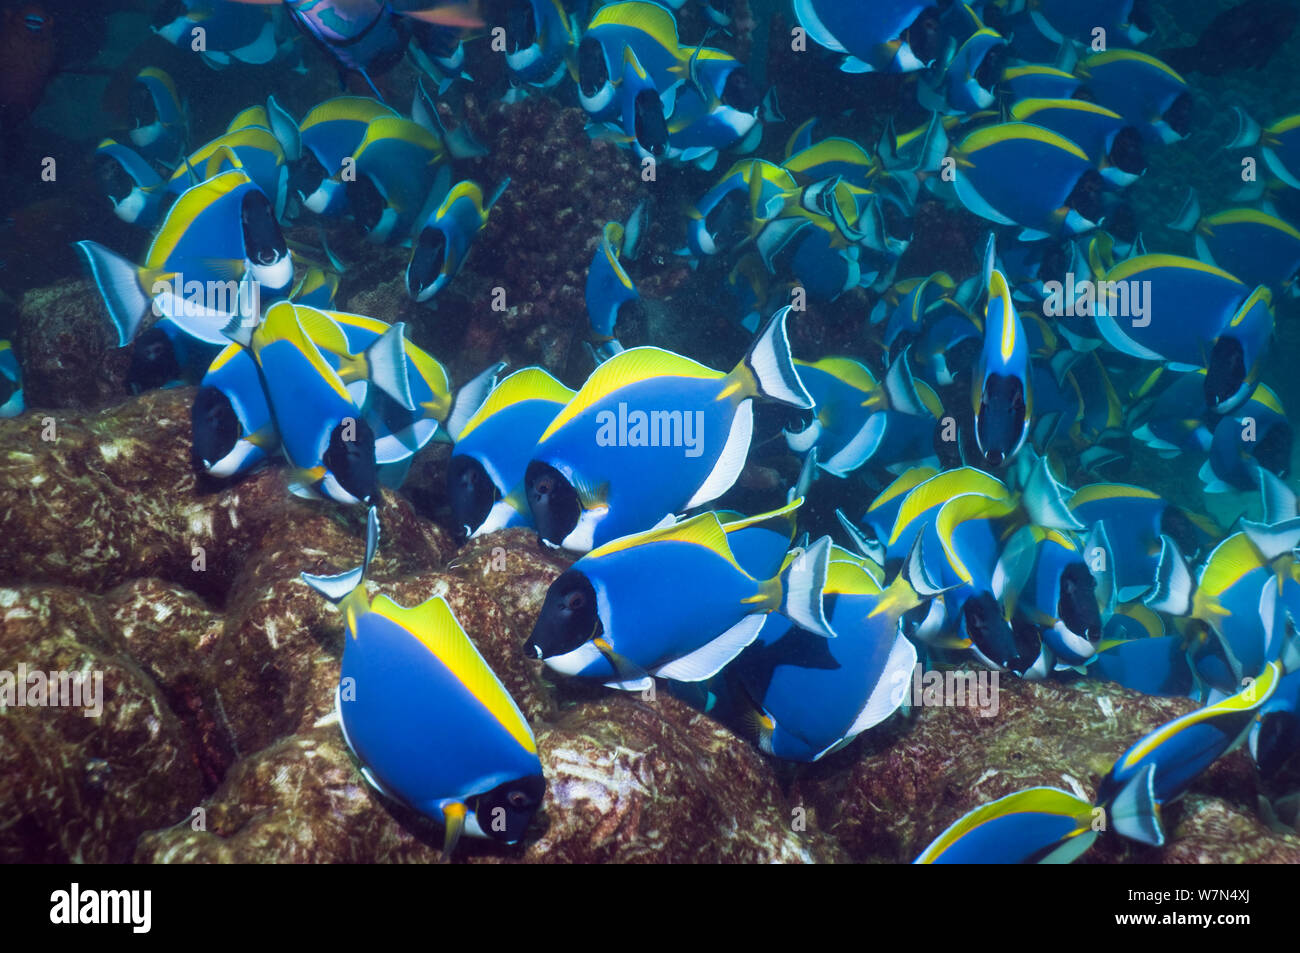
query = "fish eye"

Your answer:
(508, 790), (530, 808)
(564, 591), (586, 611)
